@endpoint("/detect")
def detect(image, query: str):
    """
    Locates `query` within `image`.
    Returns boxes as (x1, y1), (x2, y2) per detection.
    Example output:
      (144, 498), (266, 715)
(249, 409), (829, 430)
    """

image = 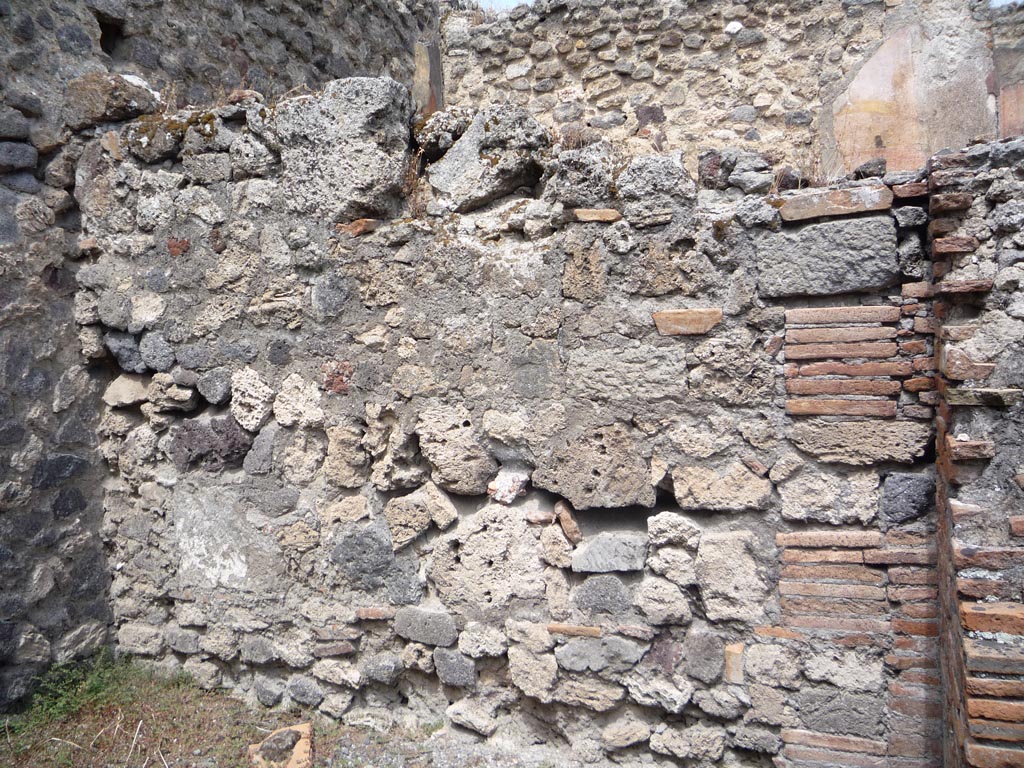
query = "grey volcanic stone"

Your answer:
(394, 607), (458, 647)
(31, 454), (89, 489)
(254, 676), (285, 706)
(139, 332), (175, 371)
(571, 532), (648, 573)
(103, 331), (146, 373)
(0, 142), (37, 172)
(574, 574), (632, 615)
(426, 104), (550, 213)
(433, 648), (476, 687)
(362, 652), (404, 685)
(753, 215), (898, 297)
(197, 368), (232, 405)
(682, 629), (724, 684)
(287, 675), (324, 707)
(880, 473), (935, 527)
